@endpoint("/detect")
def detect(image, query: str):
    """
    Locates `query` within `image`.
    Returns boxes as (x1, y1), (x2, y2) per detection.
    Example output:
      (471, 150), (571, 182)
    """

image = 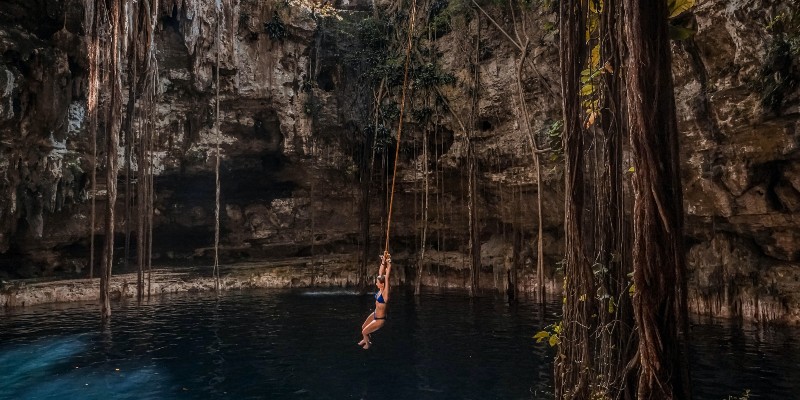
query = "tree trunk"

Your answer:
(596, 0), (638, 398)
(555, 0), (592, 398)
(623, 0), (691, 398)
